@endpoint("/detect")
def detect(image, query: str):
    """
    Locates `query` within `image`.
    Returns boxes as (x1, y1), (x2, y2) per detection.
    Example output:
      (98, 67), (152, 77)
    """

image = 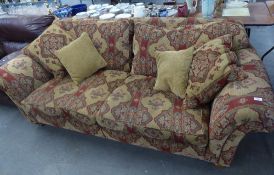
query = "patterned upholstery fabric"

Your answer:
(136, 18), (249, 51)
(23, 21), (76, 77)
(1, 18), (273, 167)
(0, 54), (52, 104)
(96, 75), (210, 146)
(132, 23), (202, 76)
(185, 34), (238, 108)
(22, 70), (129, 128)
(207, 48), (274, 166)
(55, 18), (132, 72)
(131, 20), (249, 77)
